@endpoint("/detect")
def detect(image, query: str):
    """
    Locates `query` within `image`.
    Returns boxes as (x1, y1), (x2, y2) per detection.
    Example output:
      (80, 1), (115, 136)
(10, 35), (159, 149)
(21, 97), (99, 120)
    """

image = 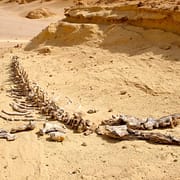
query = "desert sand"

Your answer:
(0, 0), (180, 180)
